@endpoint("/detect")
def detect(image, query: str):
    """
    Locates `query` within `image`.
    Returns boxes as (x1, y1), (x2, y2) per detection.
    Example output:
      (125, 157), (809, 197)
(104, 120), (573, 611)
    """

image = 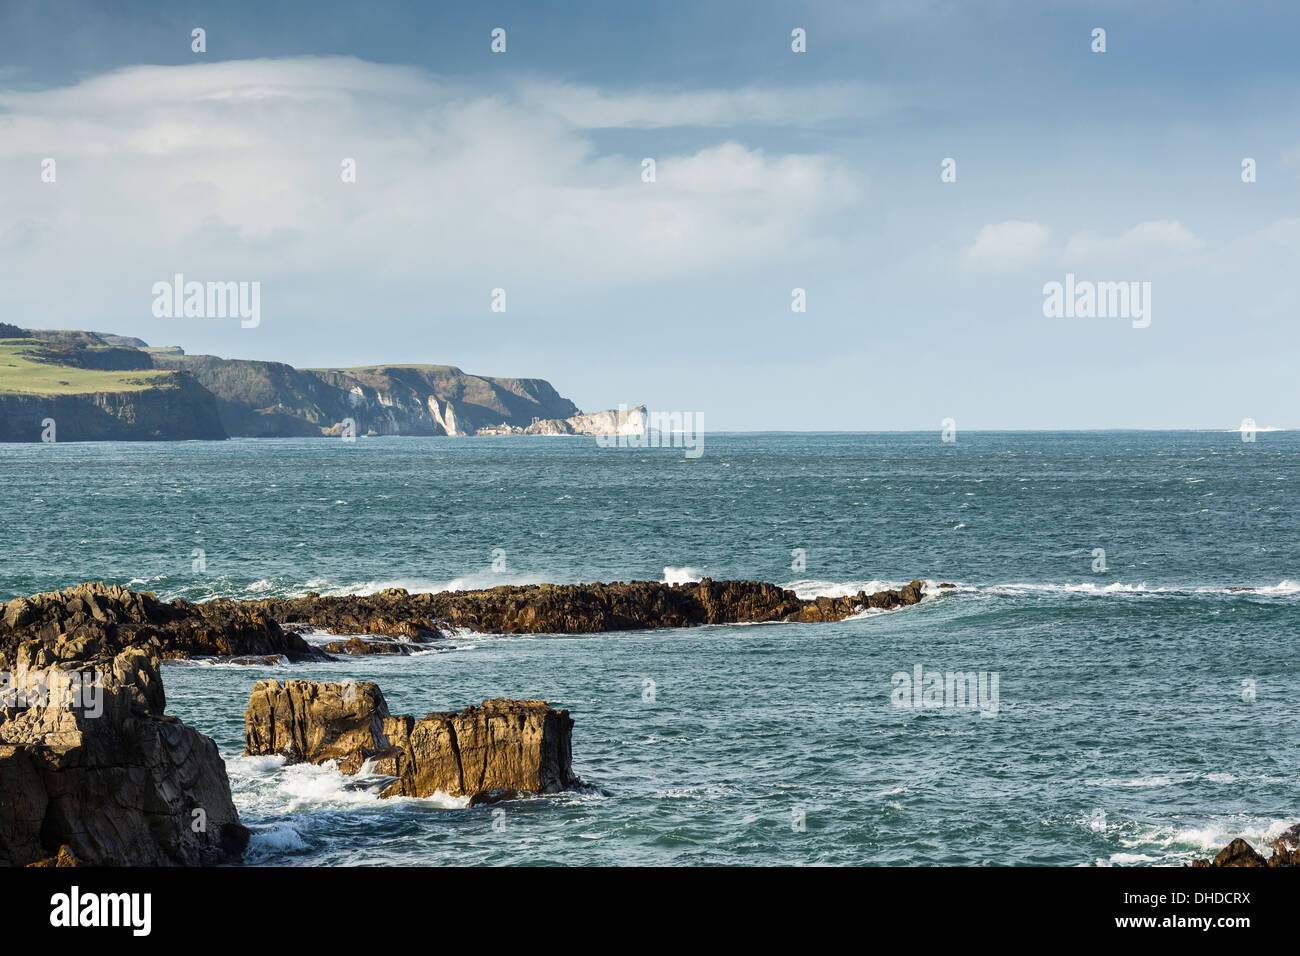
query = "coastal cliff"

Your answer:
(0, 332), (226, 442)
(2, 326), (616, 441)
